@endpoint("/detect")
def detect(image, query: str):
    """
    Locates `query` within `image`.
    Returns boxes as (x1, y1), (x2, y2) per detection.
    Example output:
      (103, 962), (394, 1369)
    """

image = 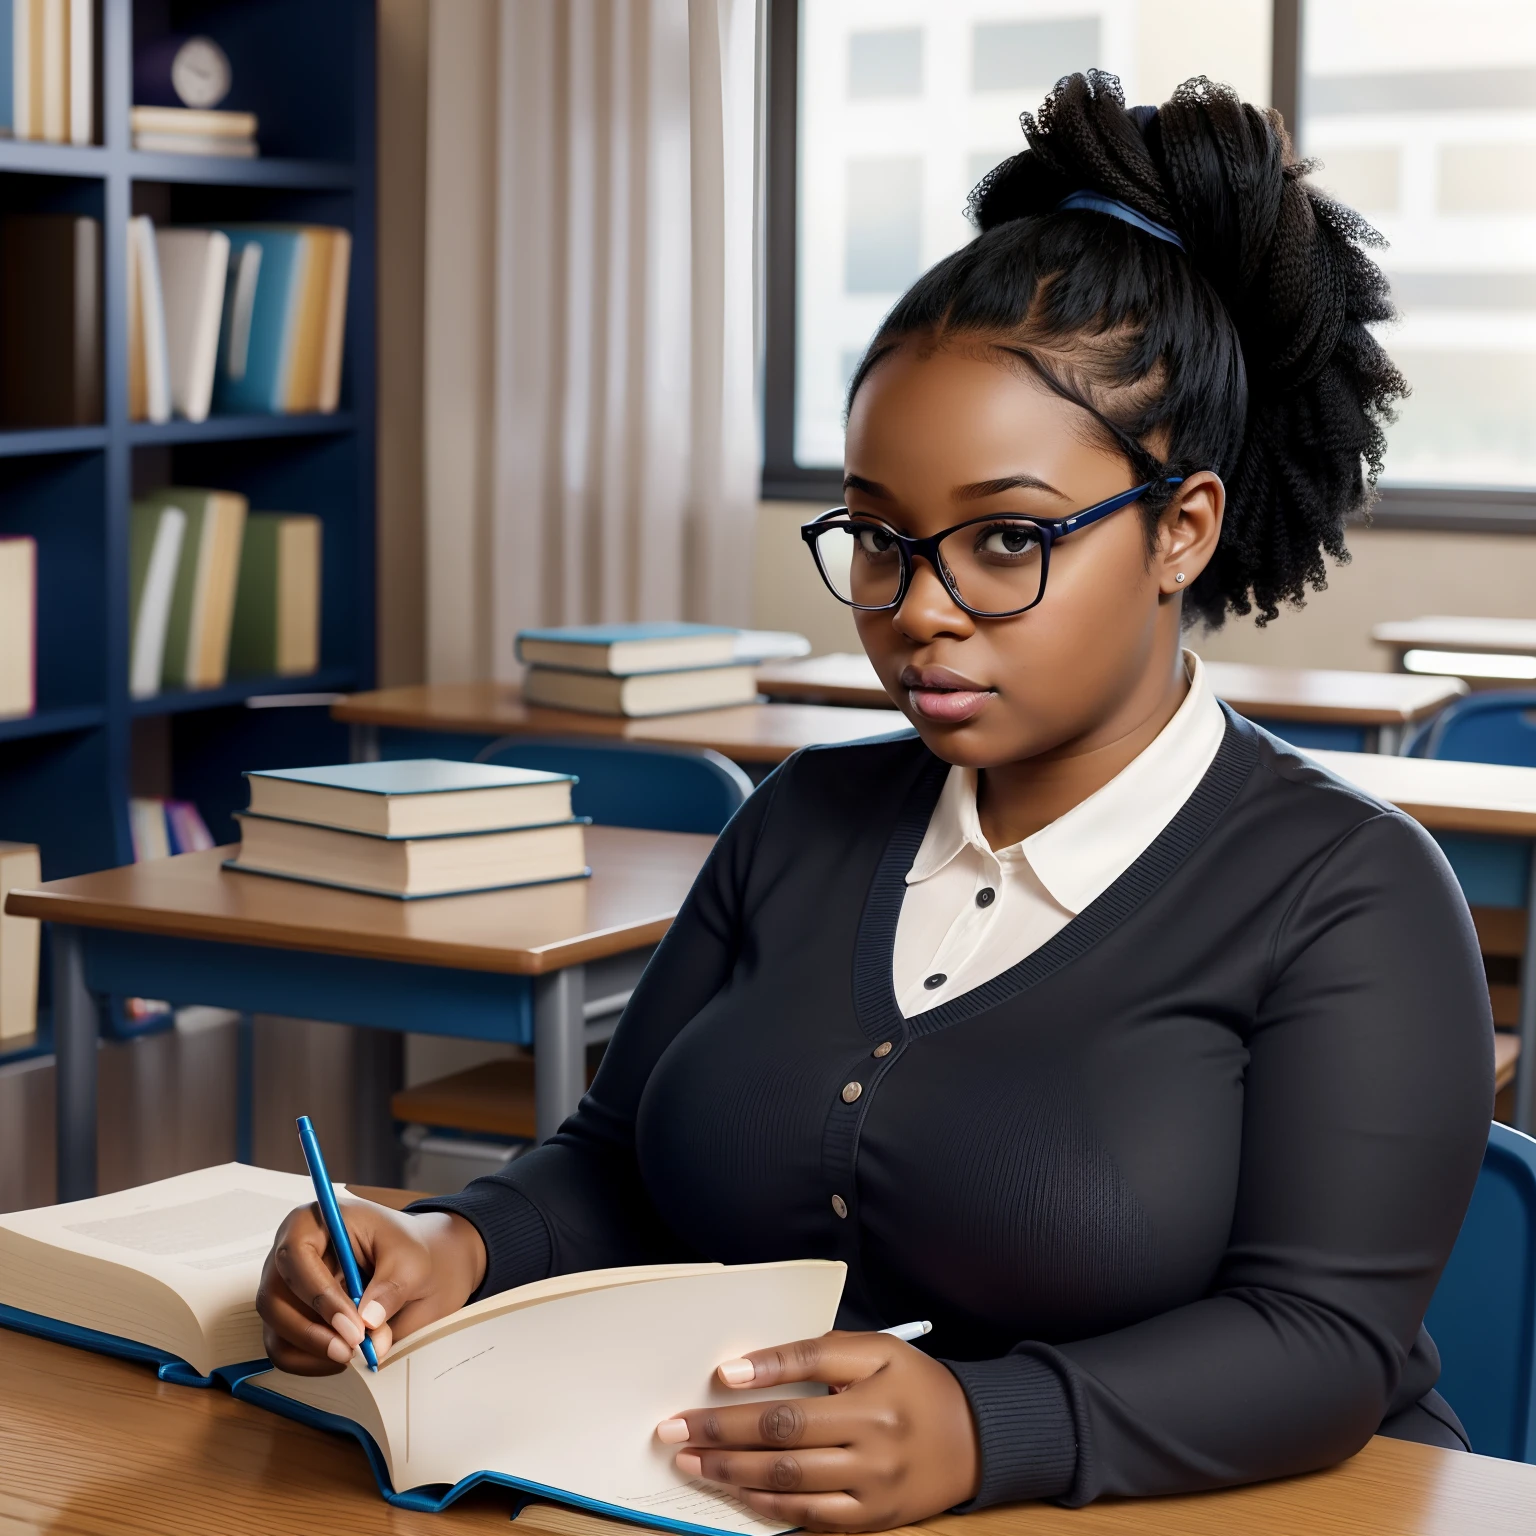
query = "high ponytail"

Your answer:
(851, 70), (1407, 628)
